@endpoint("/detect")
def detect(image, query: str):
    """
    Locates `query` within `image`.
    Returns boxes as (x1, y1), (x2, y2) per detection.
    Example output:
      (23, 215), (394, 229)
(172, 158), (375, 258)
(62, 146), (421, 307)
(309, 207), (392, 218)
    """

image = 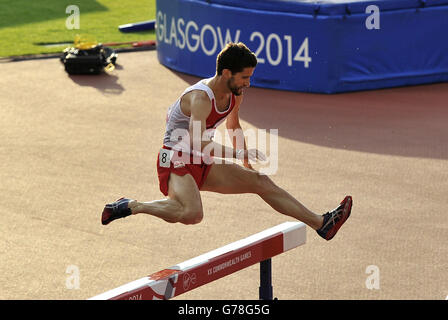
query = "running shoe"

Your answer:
(101, 197), (133, 225)
(316, 196), (352, 240)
